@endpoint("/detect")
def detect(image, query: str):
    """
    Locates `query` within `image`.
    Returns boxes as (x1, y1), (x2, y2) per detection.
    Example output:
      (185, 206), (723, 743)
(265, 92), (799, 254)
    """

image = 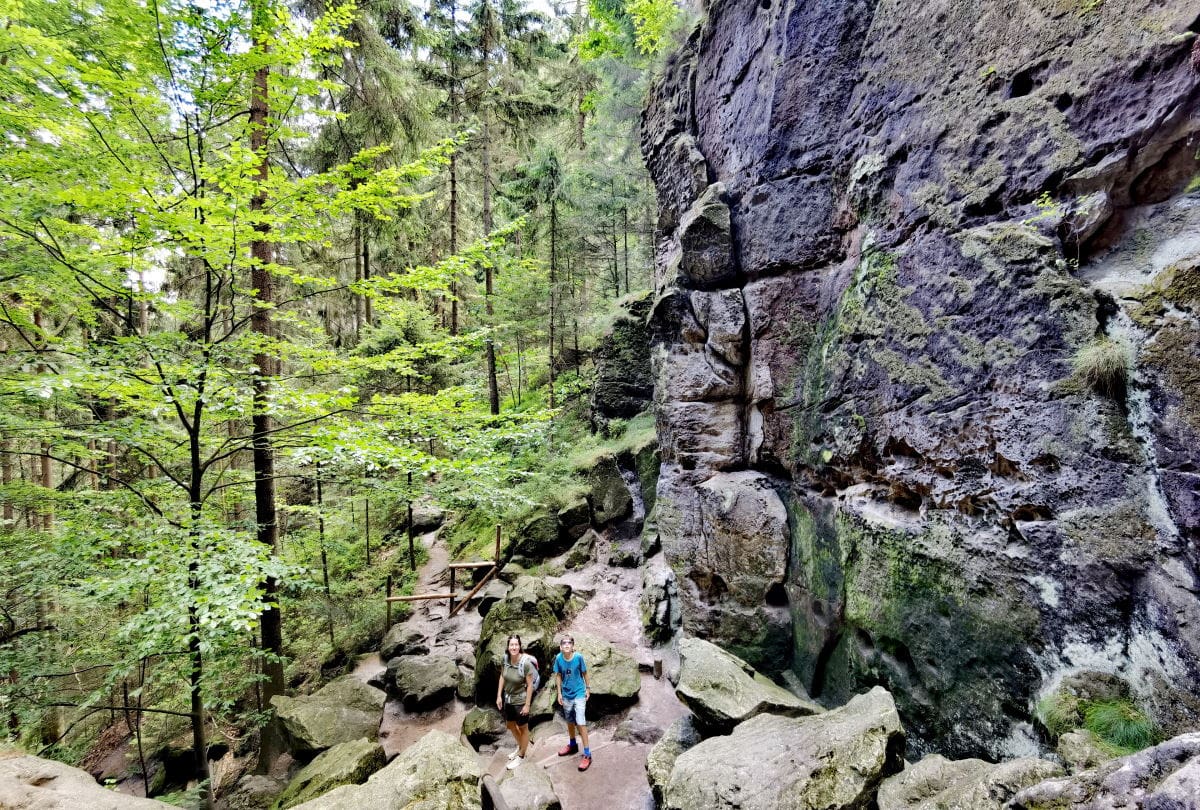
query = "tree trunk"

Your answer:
(482, 115), (500, 415)
(548, 200), (557, 411)
(1, 437), (12, 527)
(249, 1), (286, 773)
